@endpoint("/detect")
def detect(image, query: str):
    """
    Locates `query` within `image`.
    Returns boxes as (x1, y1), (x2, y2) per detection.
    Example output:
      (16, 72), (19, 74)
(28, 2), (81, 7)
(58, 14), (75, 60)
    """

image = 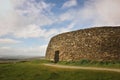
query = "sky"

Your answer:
(0, 0), (120, 58)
